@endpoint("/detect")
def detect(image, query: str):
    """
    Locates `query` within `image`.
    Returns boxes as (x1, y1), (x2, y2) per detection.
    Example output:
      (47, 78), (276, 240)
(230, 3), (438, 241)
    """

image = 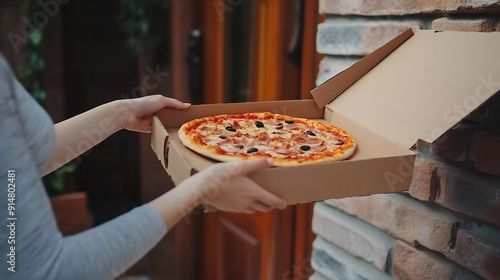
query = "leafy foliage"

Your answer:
(21, 0), (77, 195)
(44, 163), (78, 196)
(20, 10), (46, 104)
(117, 0), (169, 55)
